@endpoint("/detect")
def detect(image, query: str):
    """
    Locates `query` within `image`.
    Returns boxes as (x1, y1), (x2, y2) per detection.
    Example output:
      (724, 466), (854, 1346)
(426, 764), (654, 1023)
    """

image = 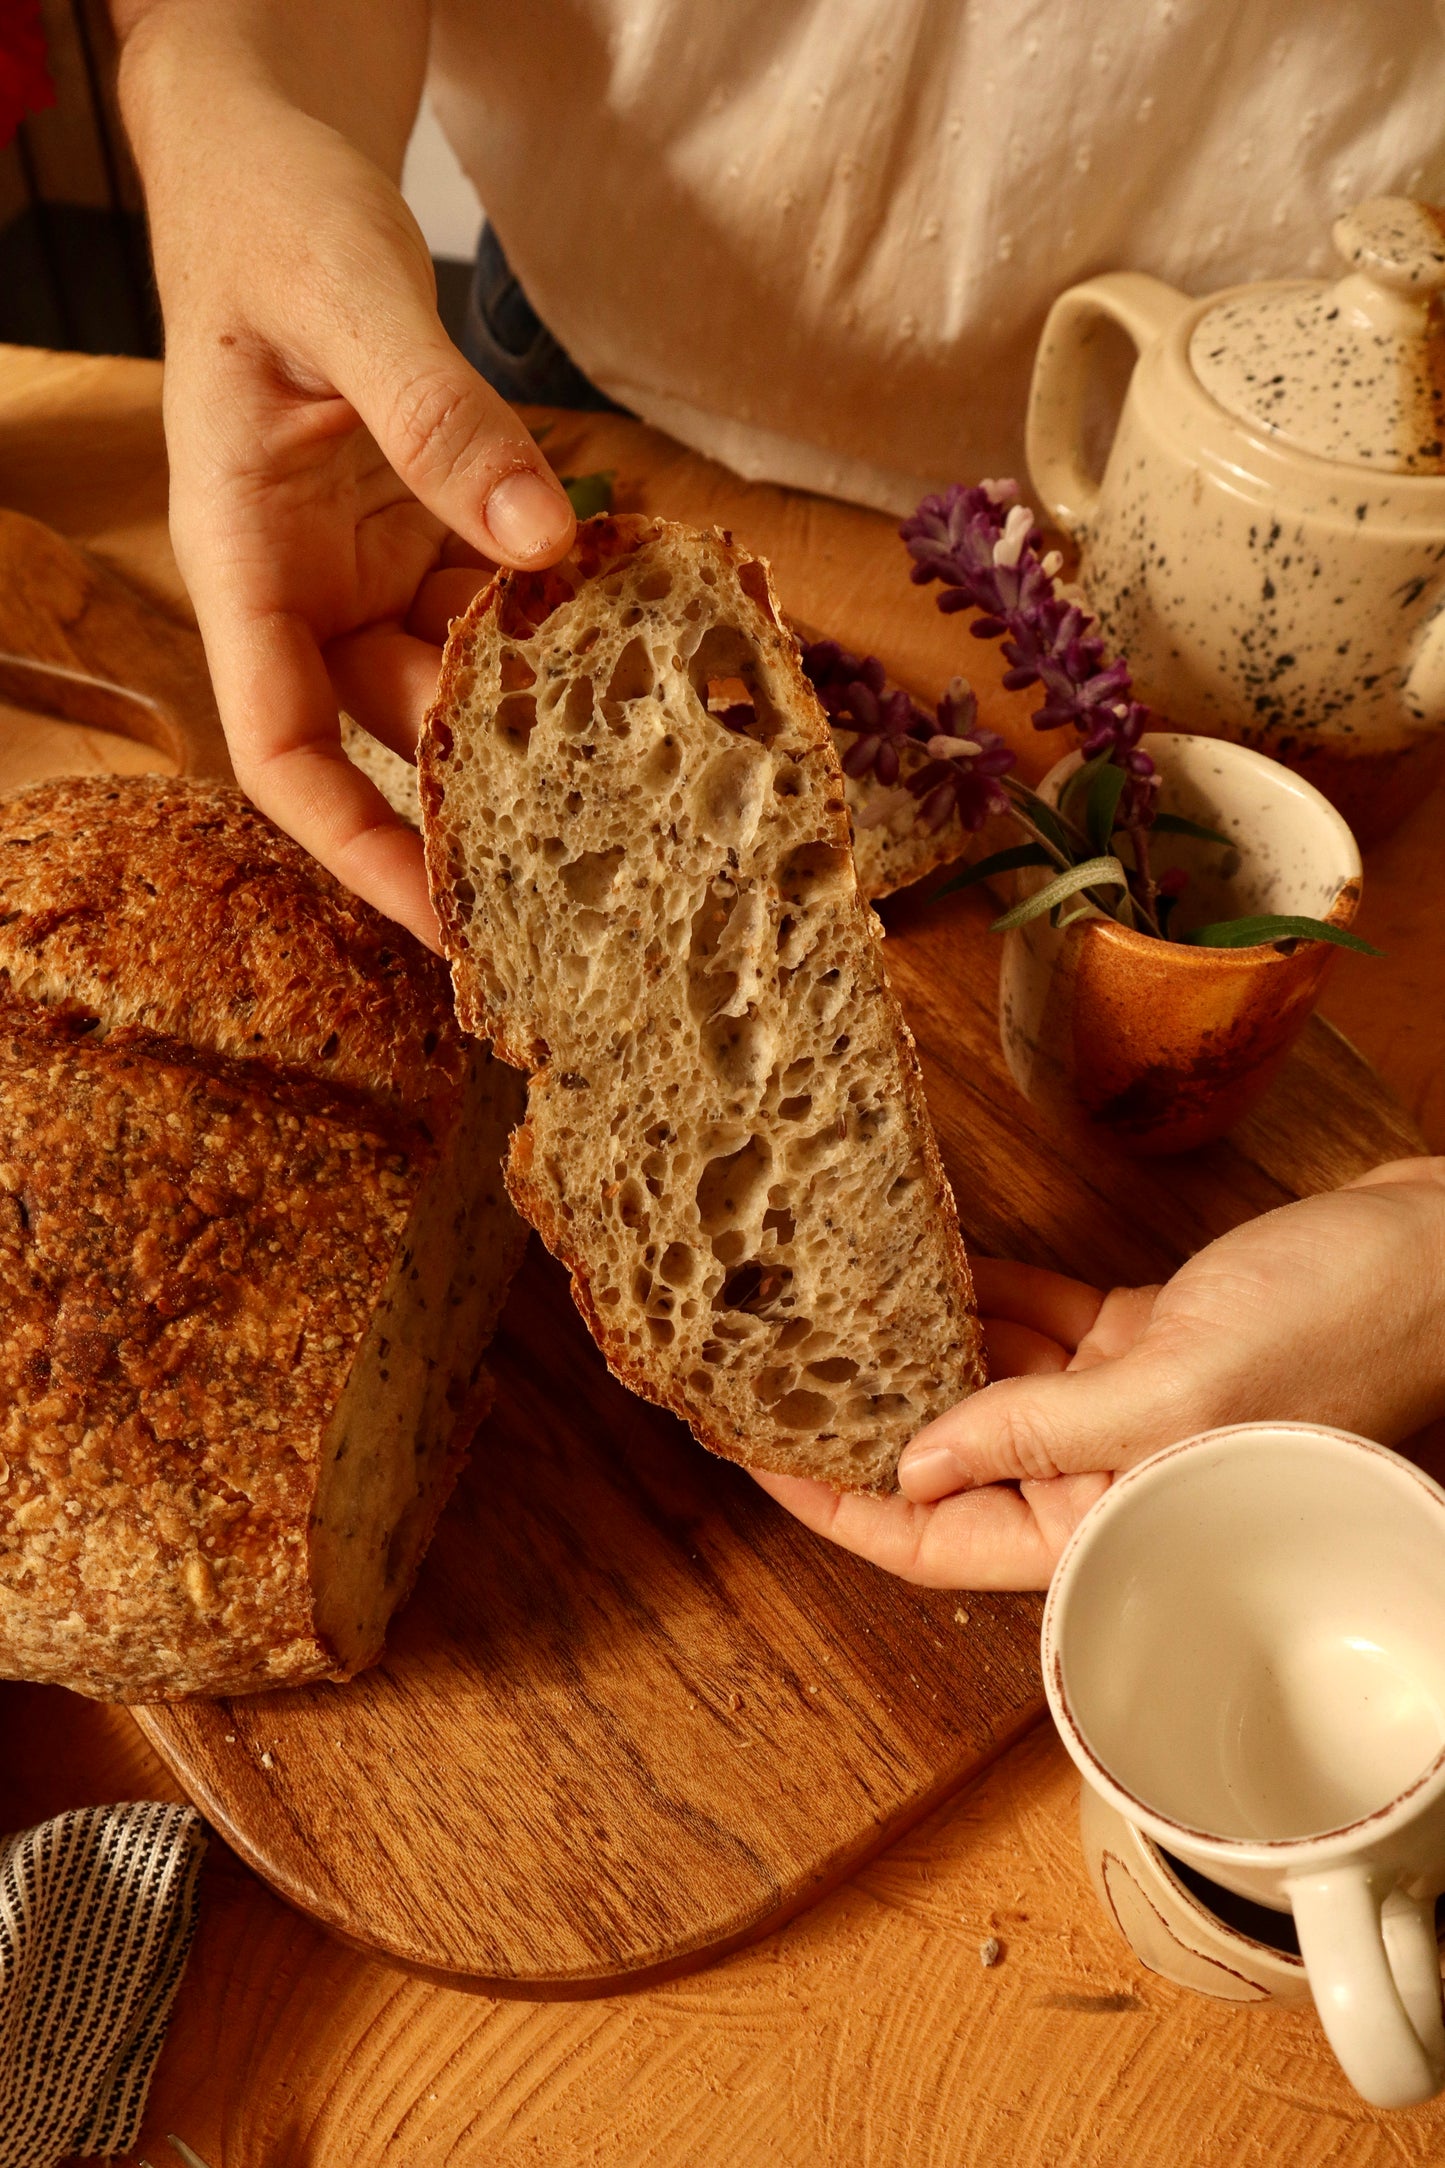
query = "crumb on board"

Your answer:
(979, 1936), (1003, 1967)
(259, 1750), (275, 1769)
(954, 1608), (971, 1626)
